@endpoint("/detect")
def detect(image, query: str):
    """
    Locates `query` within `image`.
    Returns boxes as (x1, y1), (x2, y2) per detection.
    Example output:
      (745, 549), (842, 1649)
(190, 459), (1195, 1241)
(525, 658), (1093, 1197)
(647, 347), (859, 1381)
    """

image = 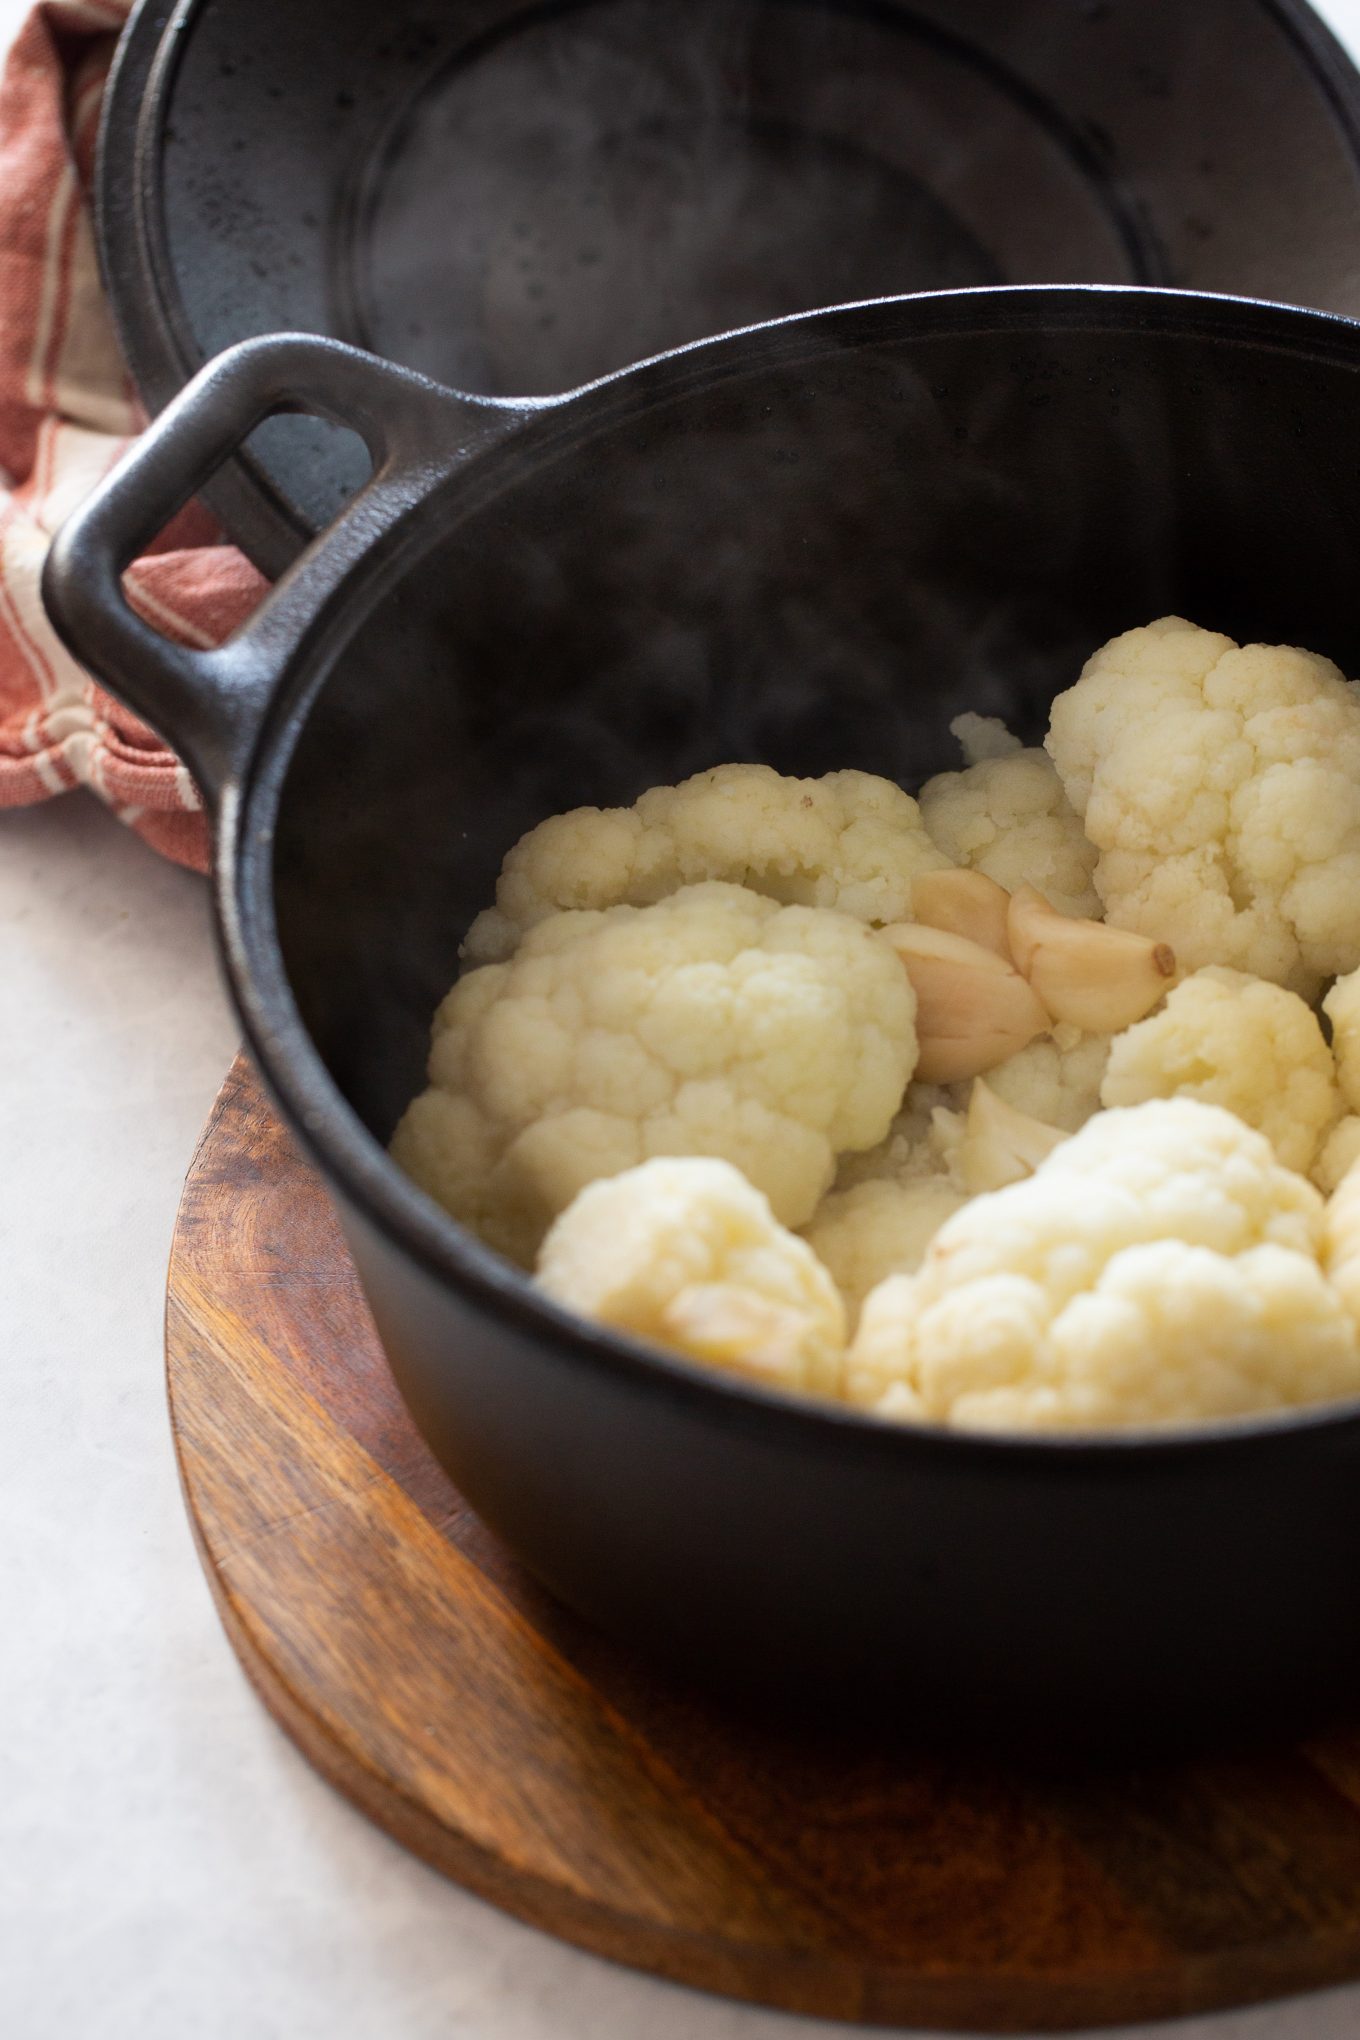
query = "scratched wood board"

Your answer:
(165, 1055), (1360, 2031)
